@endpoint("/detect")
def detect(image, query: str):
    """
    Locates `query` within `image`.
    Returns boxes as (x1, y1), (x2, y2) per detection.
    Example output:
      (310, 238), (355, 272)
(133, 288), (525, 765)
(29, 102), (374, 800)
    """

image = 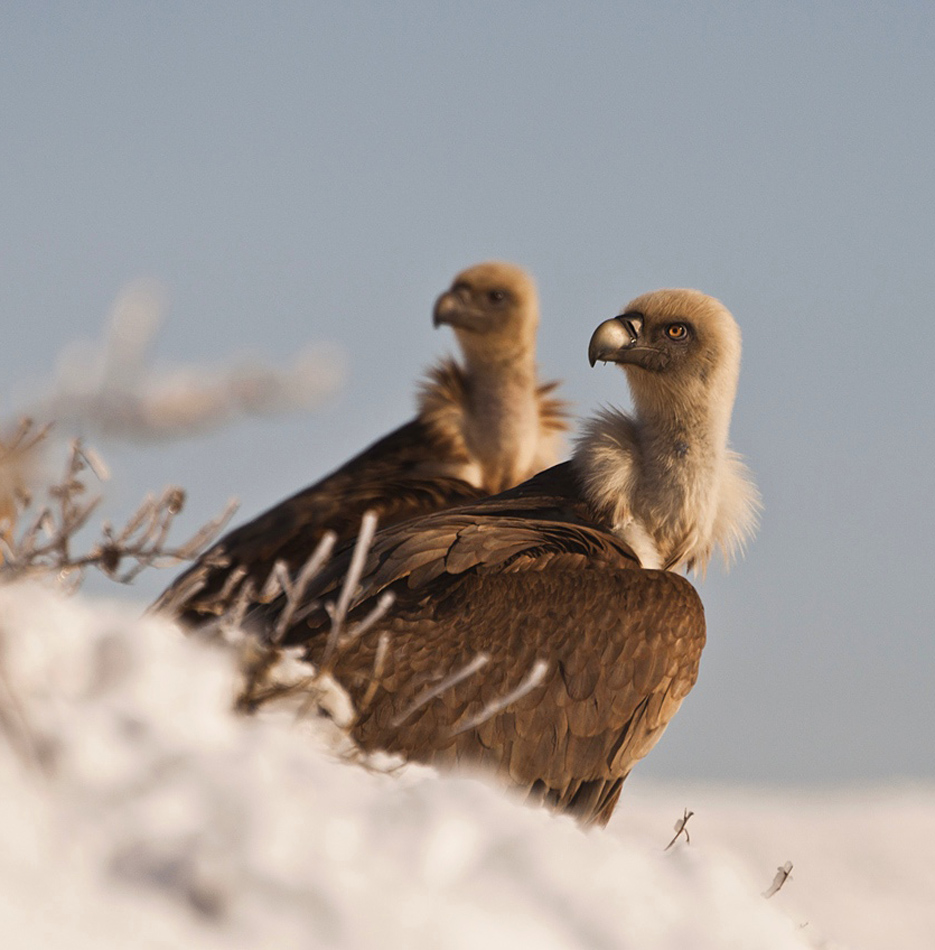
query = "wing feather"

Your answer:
(294, 562), (704, 826)
(256, 462), (705, 826)
(154, 418), (486, 621)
